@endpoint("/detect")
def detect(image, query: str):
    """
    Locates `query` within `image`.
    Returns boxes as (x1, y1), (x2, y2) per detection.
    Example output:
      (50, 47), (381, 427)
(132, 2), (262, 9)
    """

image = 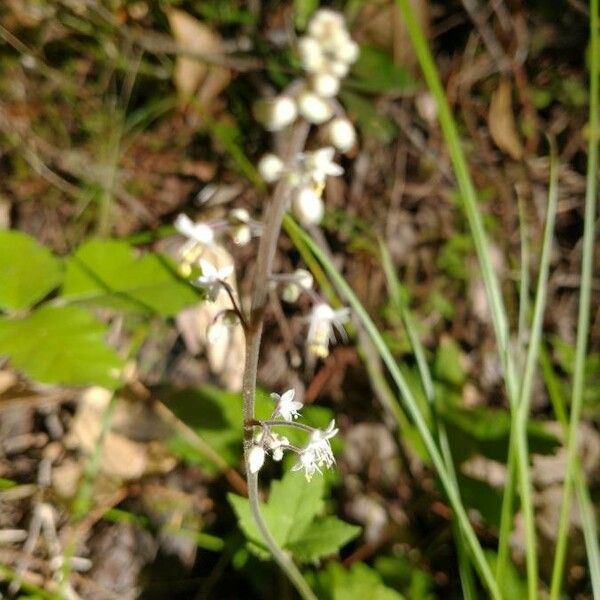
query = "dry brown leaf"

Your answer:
(488, 78), (524, 160)
(64, 387), (175, 482)
(166, 8), (231, 113)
